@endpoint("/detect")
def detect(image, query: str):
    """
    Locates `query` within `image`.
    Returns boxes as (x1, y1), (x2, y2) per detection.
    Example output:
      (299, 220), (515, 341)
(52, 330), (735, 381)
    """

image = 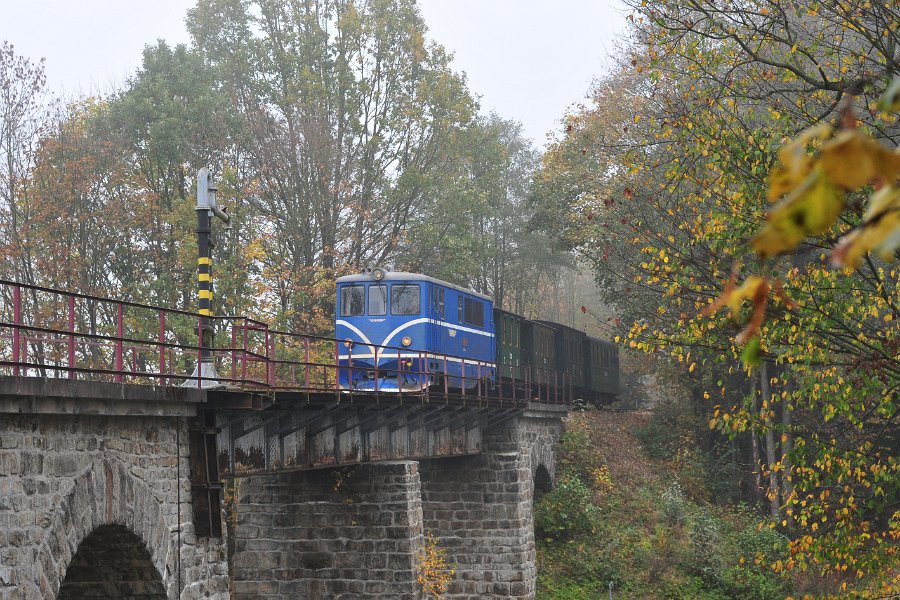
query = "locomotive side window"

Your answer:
(463, 297), (485, 327)
(391, 284), (420, 315)
(369, 285), (387, 316)
(430, 286), (445, 319)
(340, 285), (365, 316)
